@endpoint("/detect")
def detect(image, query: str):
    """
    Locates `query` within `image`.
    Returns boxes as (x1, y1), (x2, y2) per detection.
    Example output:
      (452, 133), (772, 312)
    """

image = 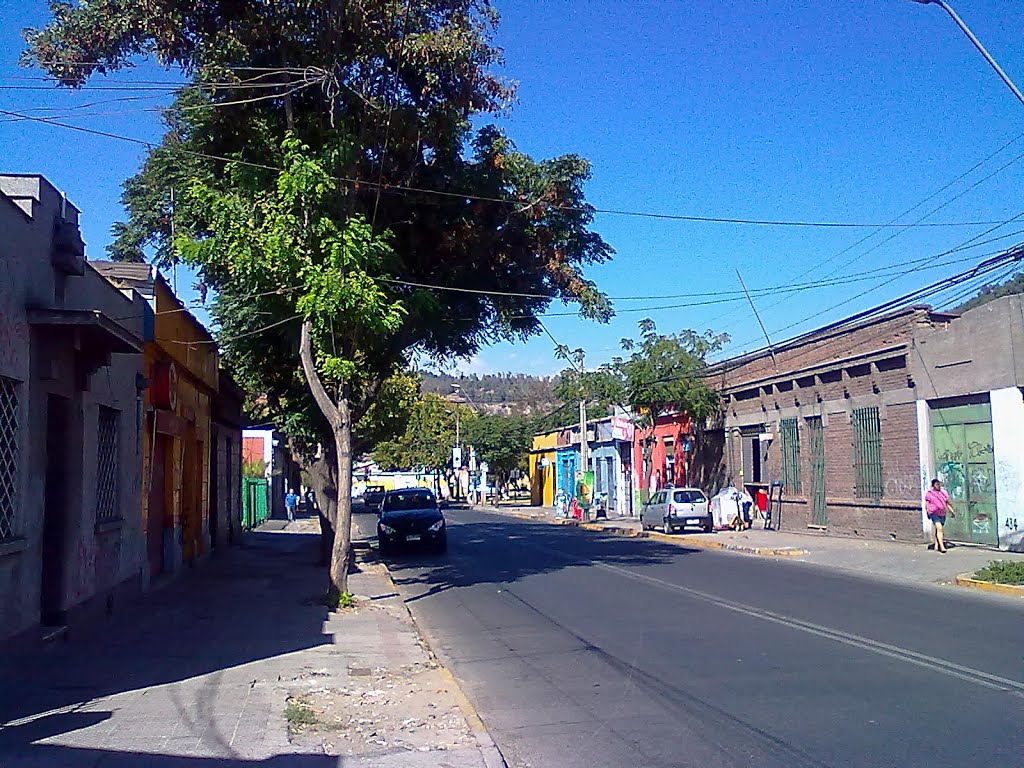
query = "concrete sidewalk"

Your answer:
(0, 522), (504, 767)
(481, 503), (1024, 593)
